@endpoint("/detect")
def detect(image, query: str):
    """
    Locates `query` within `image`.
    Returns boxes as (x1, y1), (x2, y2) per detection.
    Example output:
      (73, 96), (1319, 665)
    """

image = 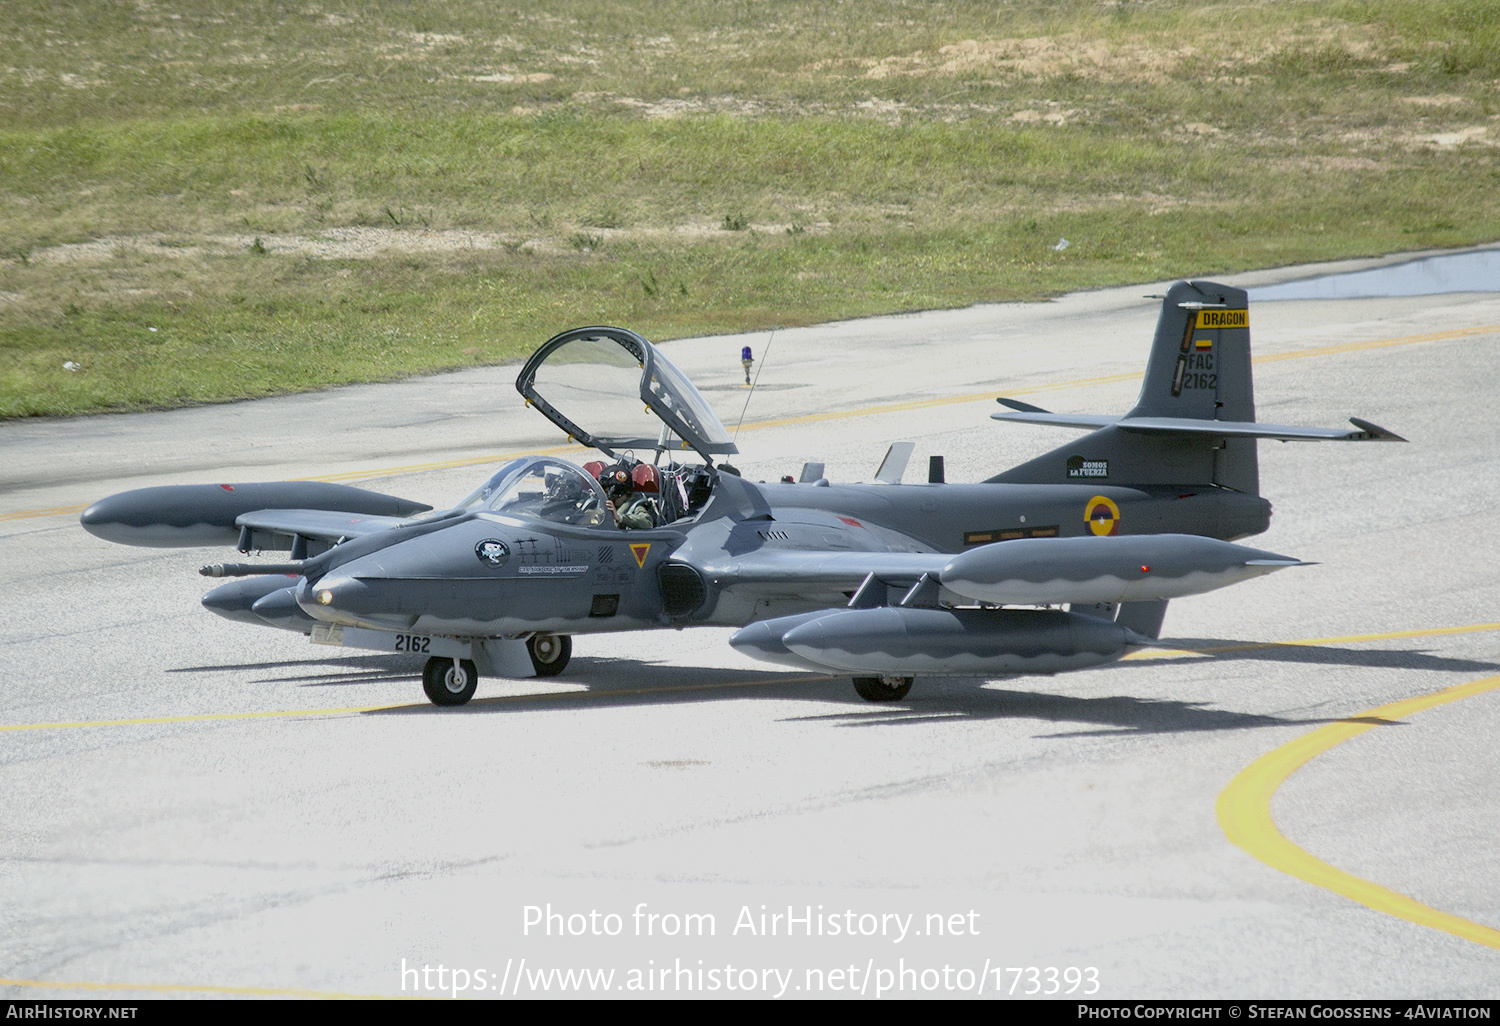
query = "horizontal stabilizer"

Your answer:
(992, 410), (1121, 430)
(992, 409), (1405, 442)
(995, 397), (1052, 414)
(1116, 415), (1405, 442)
